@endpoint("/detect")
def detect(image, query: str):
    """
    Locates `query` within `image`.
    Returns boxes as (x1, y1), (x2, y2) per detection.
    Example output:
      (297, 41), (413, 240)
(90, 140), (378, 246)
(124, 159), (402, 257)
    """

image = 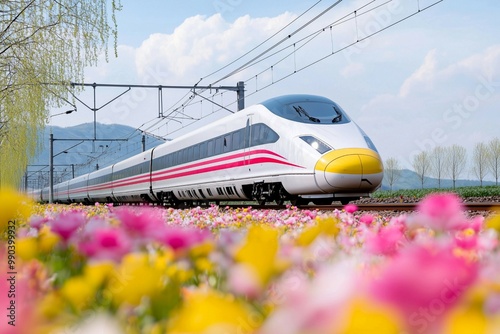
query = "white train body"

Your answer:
(37, 95), (383, 205)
